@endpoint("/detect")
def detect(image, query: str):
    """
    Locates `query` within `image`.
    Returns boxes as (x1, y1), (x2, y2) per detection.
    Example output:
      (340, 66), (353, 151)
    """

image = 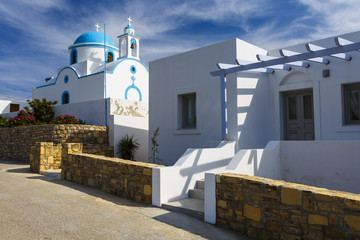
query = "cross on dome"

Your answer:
(127, 16), (132, 26)
(95, 23), (100, 32)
